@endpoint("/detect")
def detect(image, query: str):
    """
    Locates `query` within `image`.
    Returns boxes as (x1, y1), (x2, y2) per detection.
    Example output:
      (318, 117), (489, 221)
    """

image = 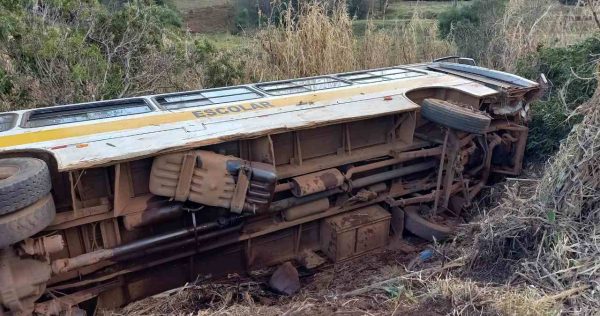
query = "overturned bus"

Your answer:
(0, 60), (543, 314)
